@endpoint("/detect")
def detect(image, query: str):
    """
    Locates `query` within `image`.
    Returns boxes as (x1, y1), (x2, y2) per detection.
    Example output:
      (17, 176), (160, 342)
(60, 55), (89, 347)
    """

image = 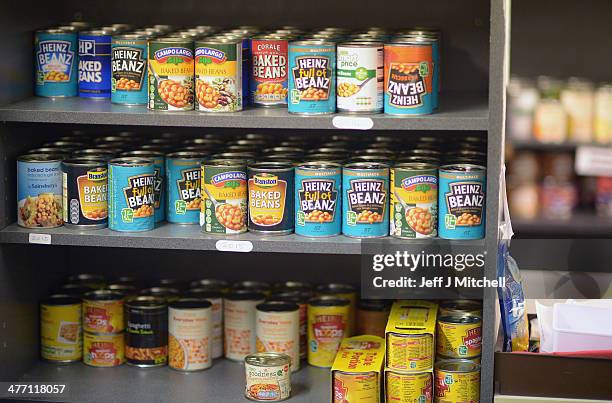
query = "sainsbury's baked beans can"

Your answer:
(436, 314), (482, 359)
(83, 290), (124, 333)
(307, 296), (350, 367)
(168, 298), (213, 371)
(166, 151), (206, 224)
(83, 331), (125, 367)
(248, 161), (294, 234)
(121, 150), (165, 223)
(386, 332), (434, 372)
(336, 41), (383, 113)
(385, 370), (433, 403)
(61, 158), (108, 229)
(17, 154), (63, 228)
(35, 29), (78, 97)
(224, 291), (266, 361)
(342, 162), (389, 238)
(111, 34), (148, 105)
(125, 296), (168, 367)
(185, 289), (224, 359)
(438, 164), (486, 240)
(434, 359), (480, 403)
(148, 37), (194, 111)
(78, 29), (112, 99)
(250, 35), (289, 107)
(255, 301), (300, 372)
(40, 296), (82, 363)
(245, 352), (292, 401)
